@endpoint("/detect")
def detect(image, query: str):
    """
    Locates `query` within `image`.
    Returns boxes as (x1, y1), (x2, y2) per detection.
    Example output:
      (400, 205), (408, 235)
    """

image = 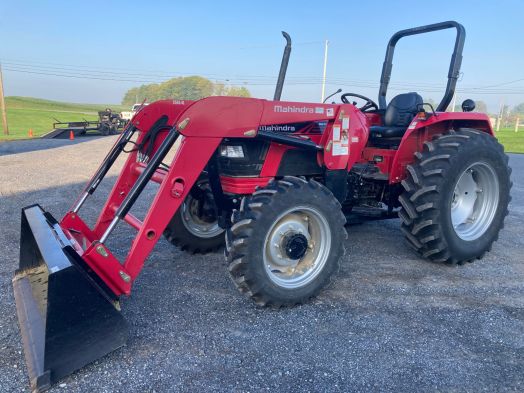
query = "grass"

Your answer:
(0, 97), (127, 140)
(494, 128), (524, 154)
